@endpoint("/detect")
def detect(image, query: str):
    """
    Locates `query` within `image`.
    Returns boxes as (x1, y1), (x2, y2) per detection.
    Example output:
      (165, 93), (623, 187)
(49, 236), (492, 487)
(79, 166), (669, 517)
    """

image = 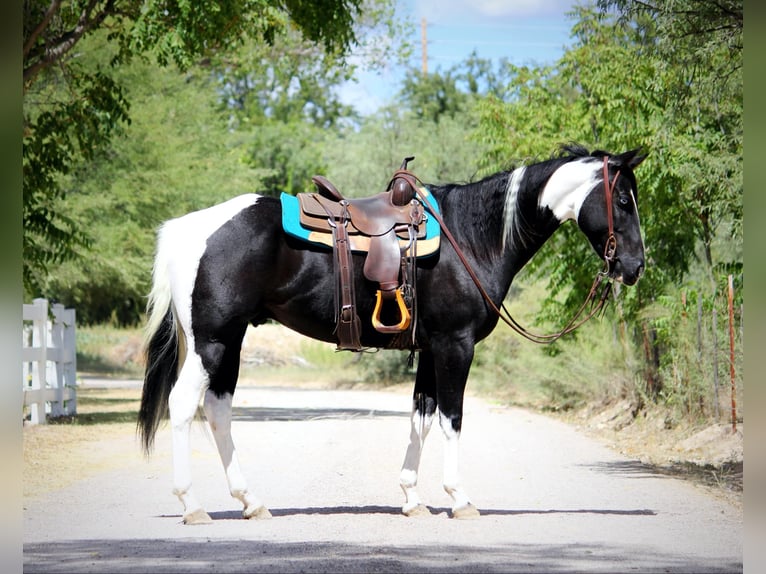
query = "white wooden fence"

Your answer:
(22, 298), (77, 424)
